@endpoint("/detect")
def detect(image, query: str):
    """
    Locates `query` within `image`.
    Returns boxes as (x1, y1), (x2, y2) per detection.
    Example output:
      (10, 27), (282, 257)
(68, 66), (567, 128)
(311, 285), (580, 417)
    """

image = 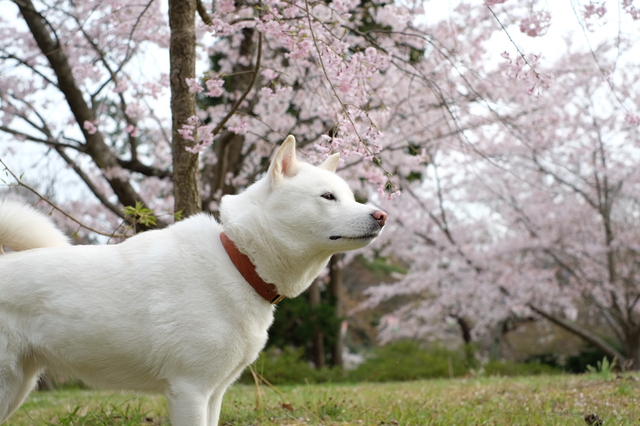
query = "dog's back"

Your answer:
(0, 200), (70, 253)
